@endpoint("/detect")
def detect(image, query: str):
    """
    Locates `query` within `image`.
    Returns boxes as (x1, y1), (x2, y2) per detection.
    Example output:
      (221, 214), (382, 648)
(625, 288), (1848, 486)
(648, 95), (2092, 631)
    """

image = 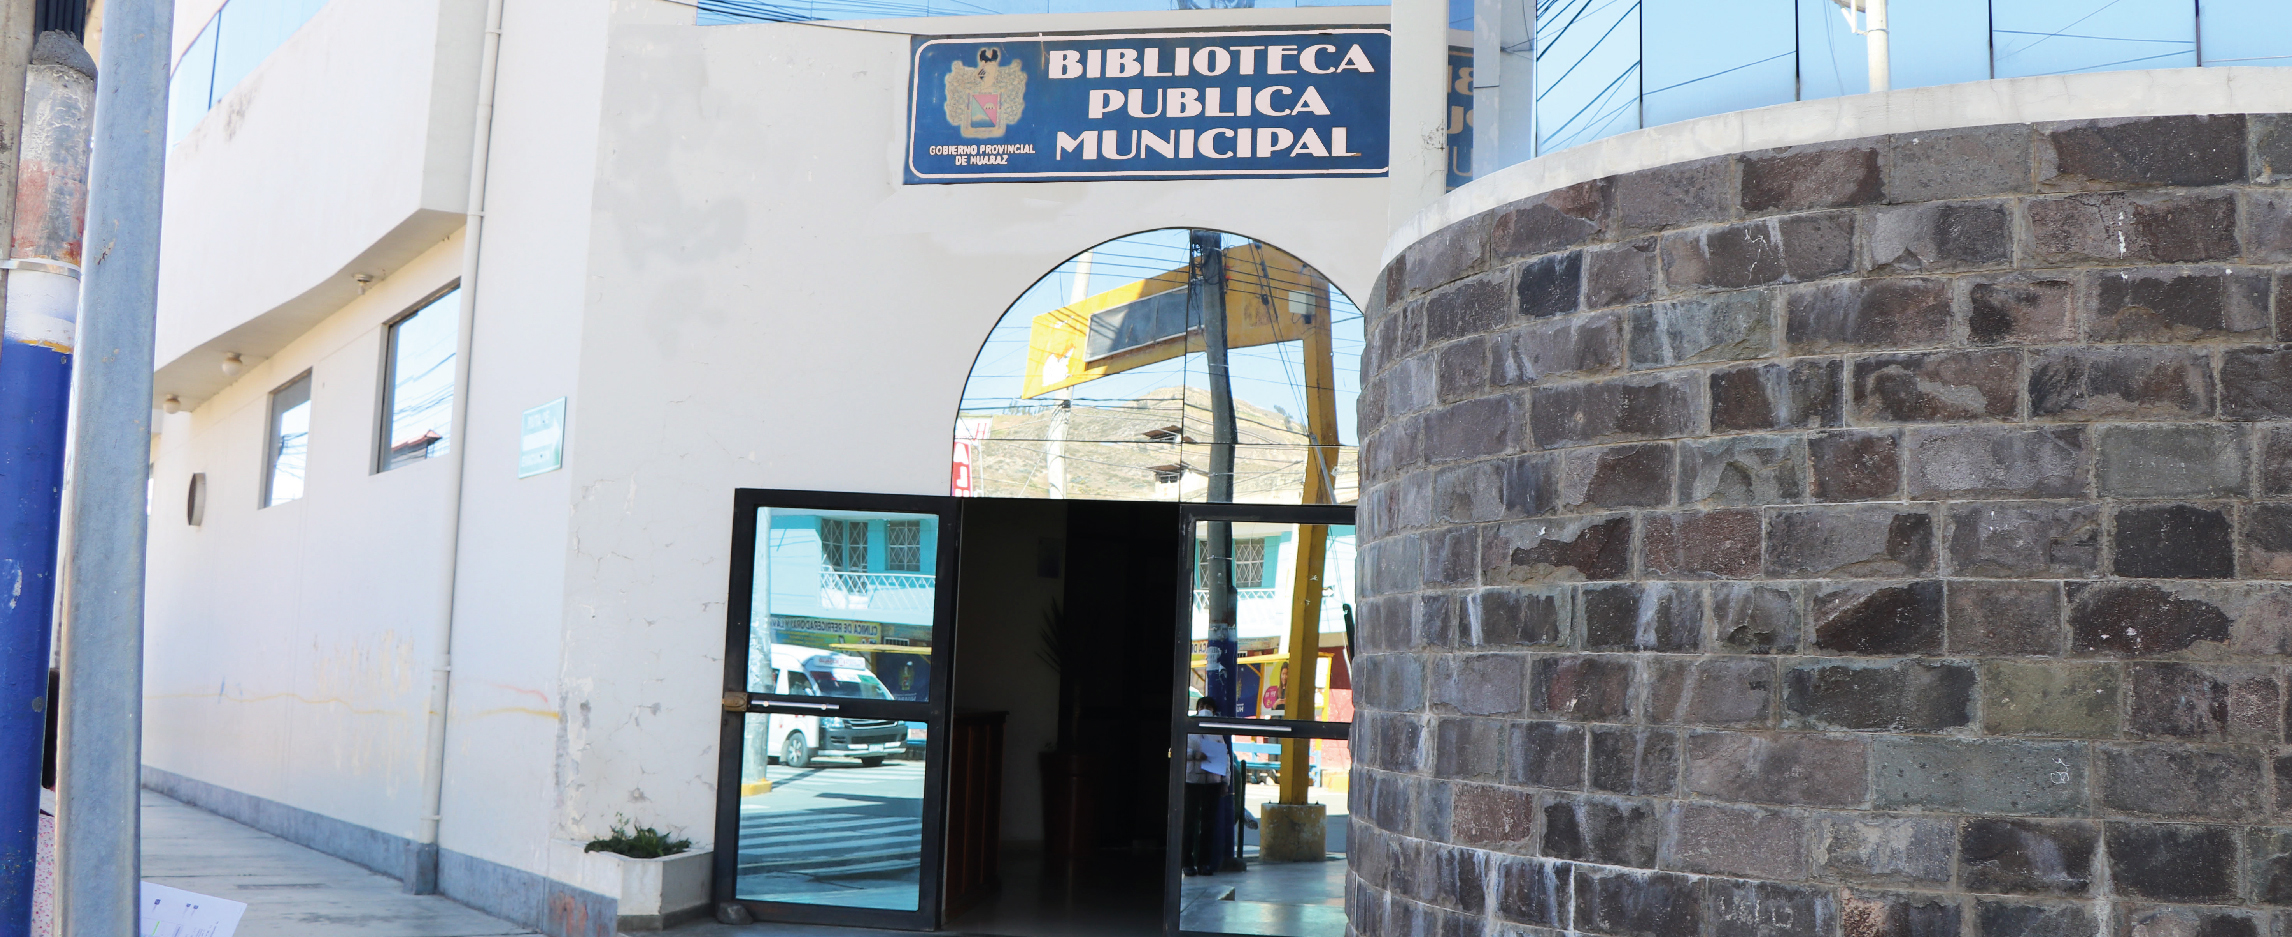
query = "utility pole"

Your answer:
(1866, 0), (1890, 92)
(0, 19), (90, 931)
(1045, 251), (1090, 499)
(53, 0), (166, 929)
(1191, 229), (1242, 872)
